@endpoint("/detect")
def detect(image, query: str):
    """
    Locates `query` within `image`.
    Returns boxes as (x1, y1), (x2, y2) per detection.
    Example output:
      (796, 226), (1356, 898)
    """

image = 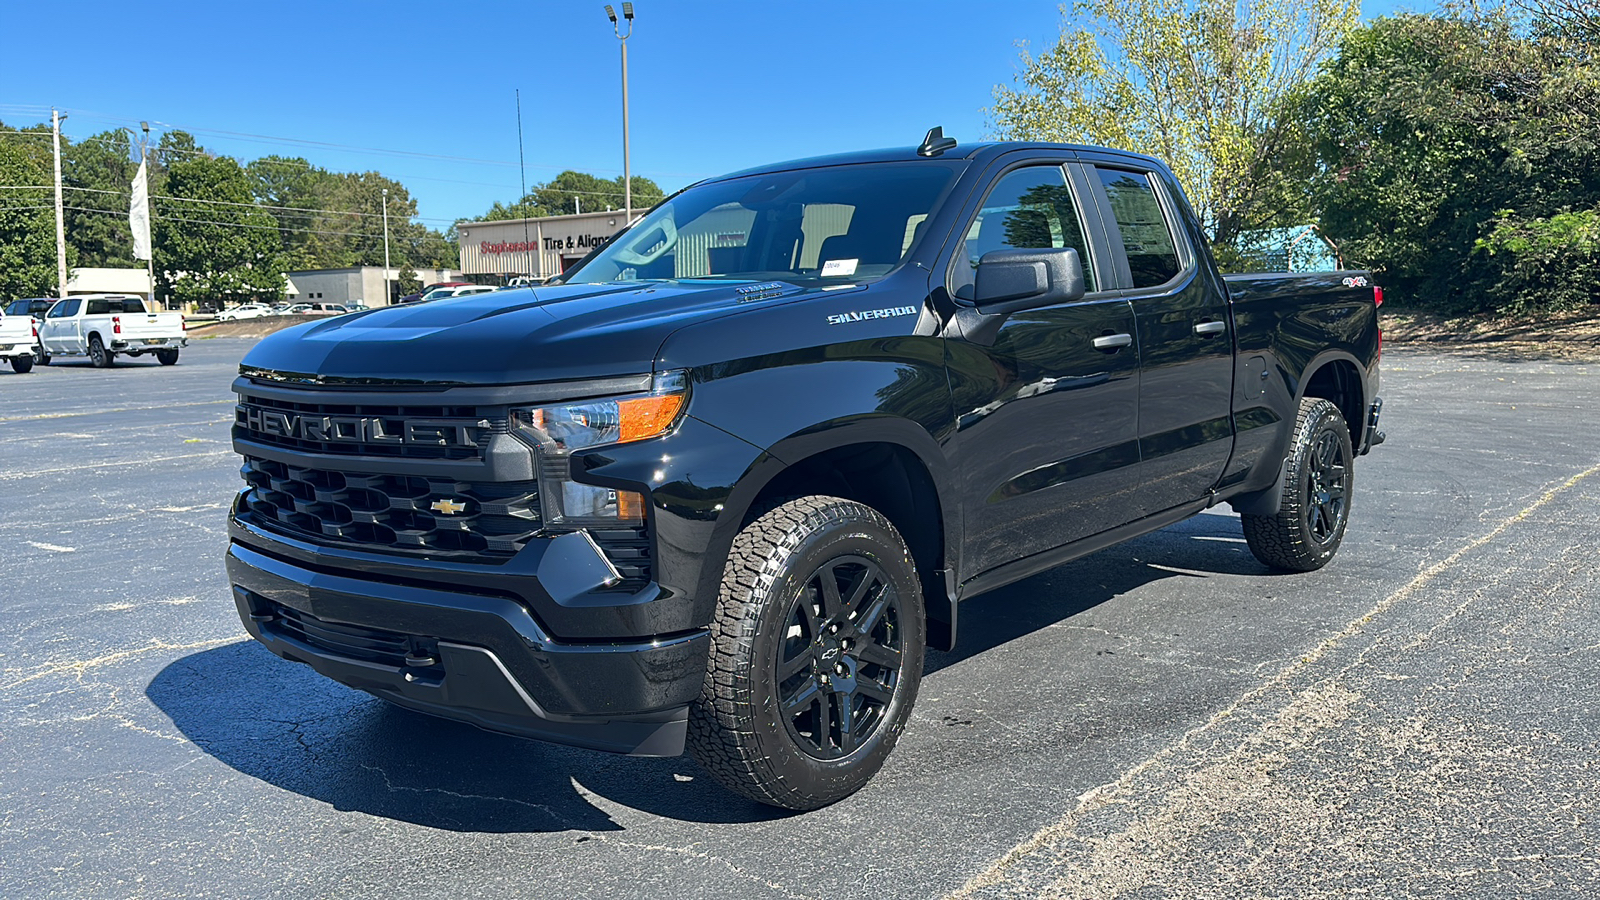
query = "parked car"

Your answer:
(4, 298), (53, 362)
(219, 304), (274, 321)
(343, 303), (371, 313)
(418, 285), (497, 303)
(291, 302), (349, 315)
(402, 281), (474, 304)
(225, 135), (1383, 810)
(38, 294), (187, 366)
(0, 307), (38, 373)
